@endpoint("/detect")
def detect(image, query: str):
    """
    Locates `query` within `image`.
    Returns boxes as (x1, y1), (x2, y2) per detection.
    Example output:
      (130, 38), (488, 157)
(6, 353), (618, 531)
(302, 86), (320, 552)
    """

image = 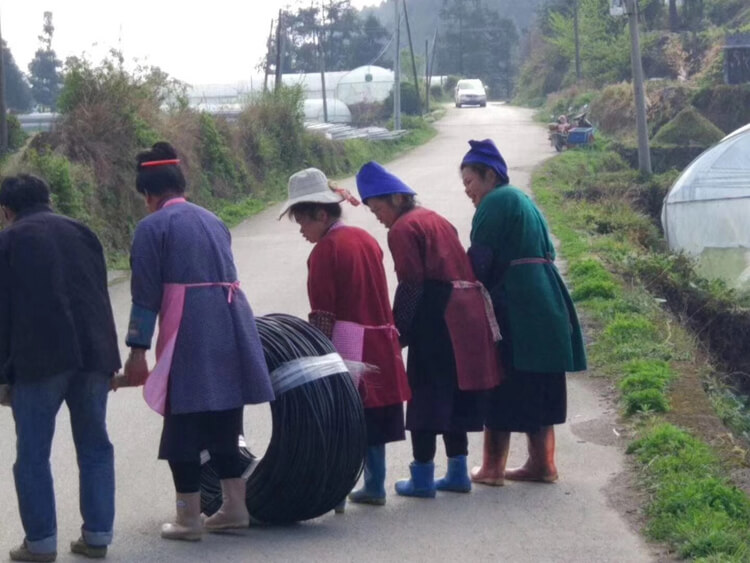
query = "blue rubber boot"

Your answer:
(435, 455), (472, 493)
(348, 444), (386, 506)
(394, 461), (436, 498)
